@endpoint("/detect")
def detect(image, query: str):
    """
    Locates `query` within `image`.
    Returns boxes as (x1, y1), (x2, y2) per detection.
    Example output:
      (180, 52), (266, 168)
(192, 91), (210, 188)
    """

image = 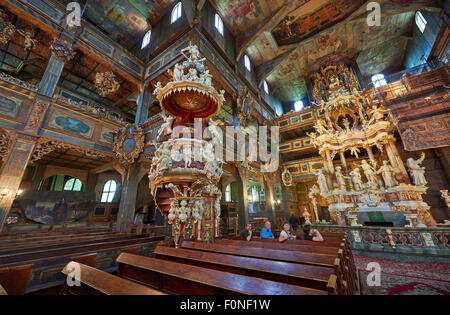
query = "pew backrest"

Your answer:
(0, 264), (33, 295)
